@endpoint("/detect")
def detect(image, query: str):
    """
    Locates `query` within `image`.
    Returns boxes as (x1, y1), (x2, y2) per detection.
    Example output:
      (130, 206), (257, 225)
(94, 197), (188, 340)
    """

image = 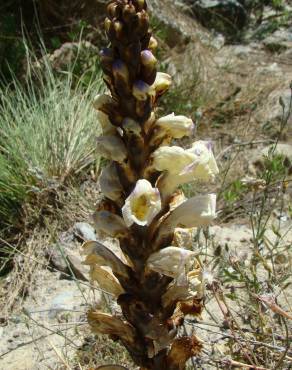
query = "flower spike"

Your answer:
(84, 1), (218, 368)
